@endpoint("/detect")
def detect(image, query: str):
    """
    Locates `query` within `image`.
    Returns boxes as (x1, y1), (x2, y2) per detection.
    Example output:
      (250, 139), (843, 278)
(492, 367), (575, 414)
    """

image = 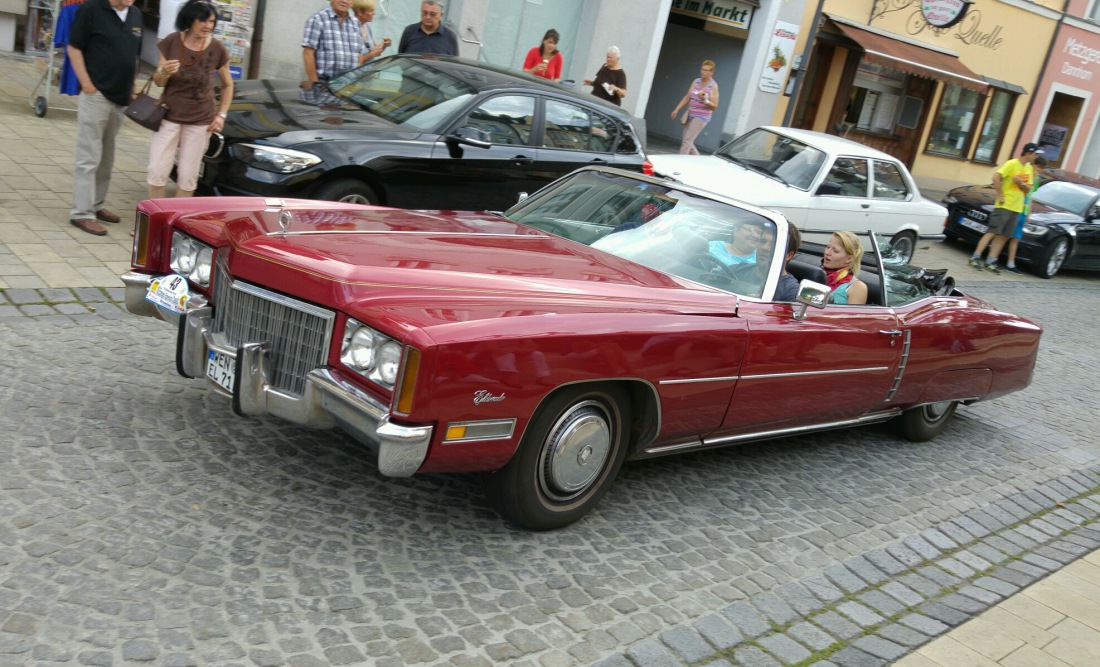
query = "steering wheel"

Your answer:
(688, 253), (739, 282)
